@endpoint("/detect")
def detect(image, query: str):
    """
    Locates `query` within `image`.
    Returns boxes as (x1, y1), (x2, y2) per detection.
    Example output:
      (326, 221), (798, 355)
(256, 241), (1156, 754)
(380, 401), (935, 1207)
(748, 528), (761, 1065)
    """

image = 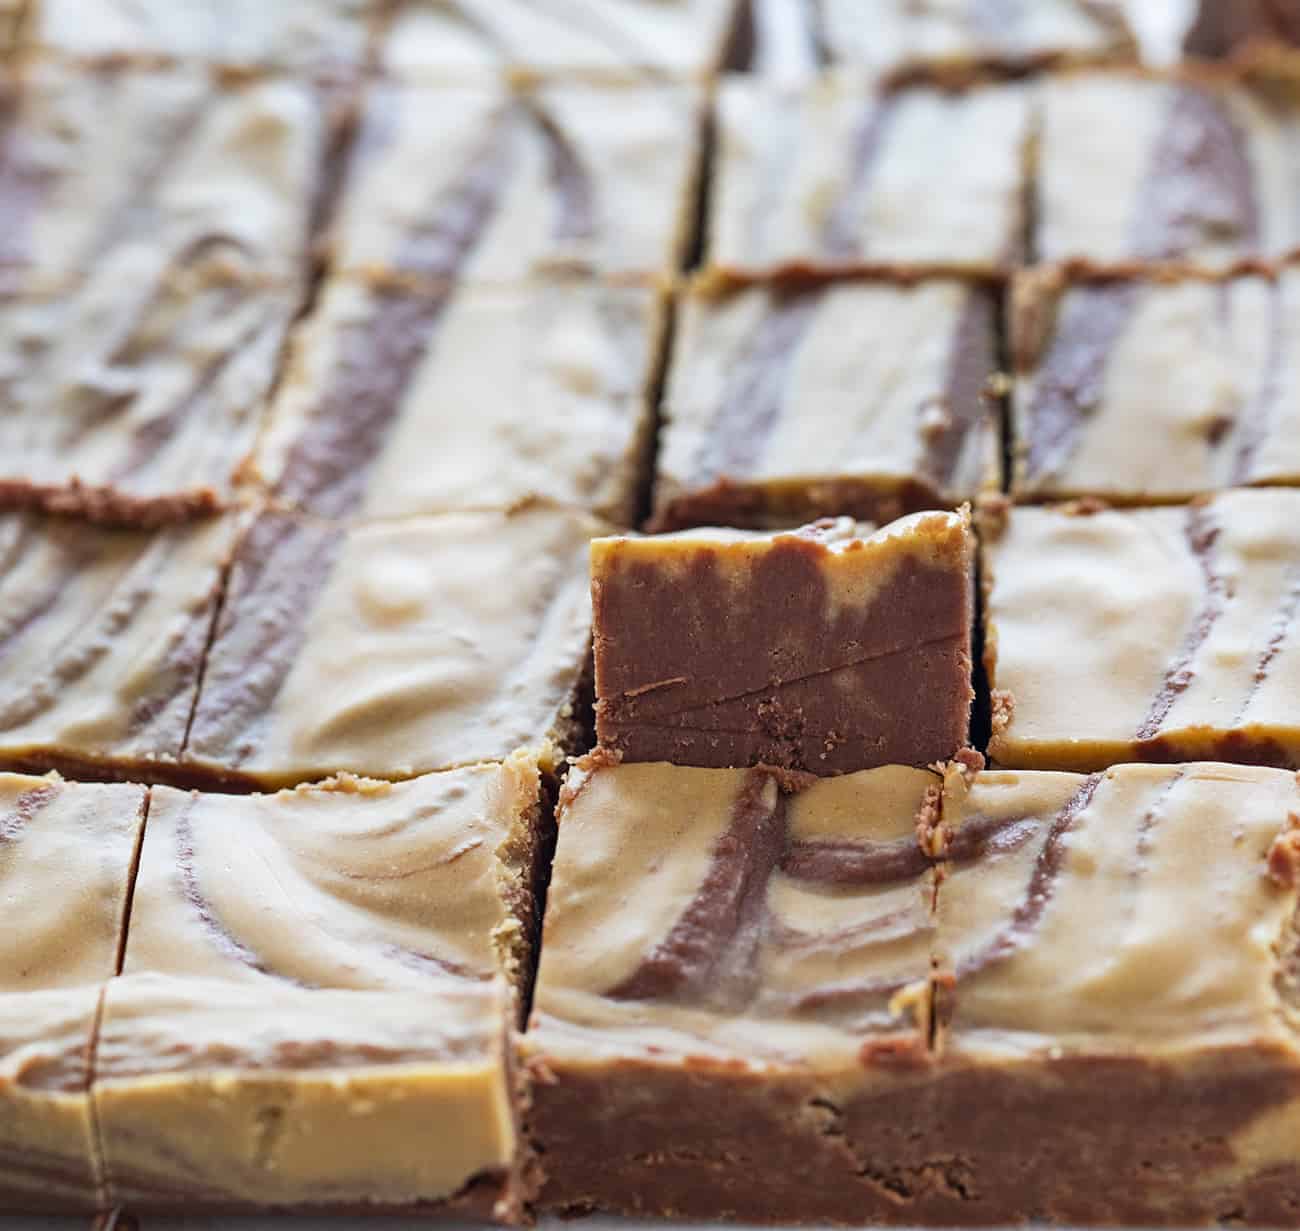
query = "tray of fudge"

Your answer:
(8, 0), (1300, 1227)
